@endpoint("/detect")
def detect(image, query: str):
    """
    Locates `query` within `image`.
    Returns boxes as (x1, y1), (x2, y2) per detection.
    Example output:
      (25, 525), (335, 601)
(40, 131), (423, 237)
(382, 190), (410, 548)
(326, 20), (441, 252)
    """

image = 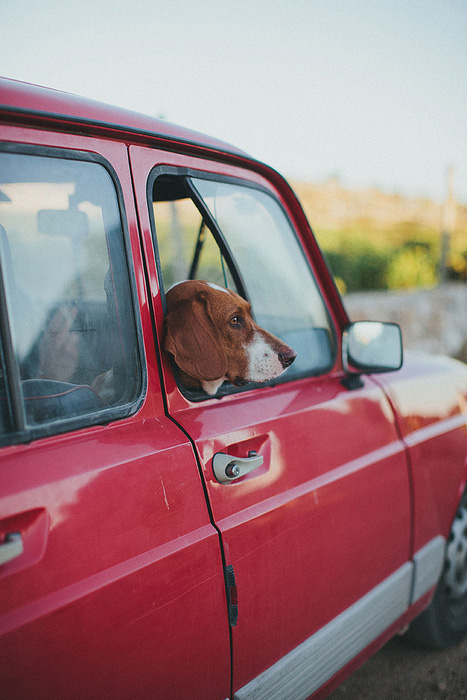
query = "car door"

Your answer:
(0, 131), (231, 700)
(130, 145), (413, 700)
